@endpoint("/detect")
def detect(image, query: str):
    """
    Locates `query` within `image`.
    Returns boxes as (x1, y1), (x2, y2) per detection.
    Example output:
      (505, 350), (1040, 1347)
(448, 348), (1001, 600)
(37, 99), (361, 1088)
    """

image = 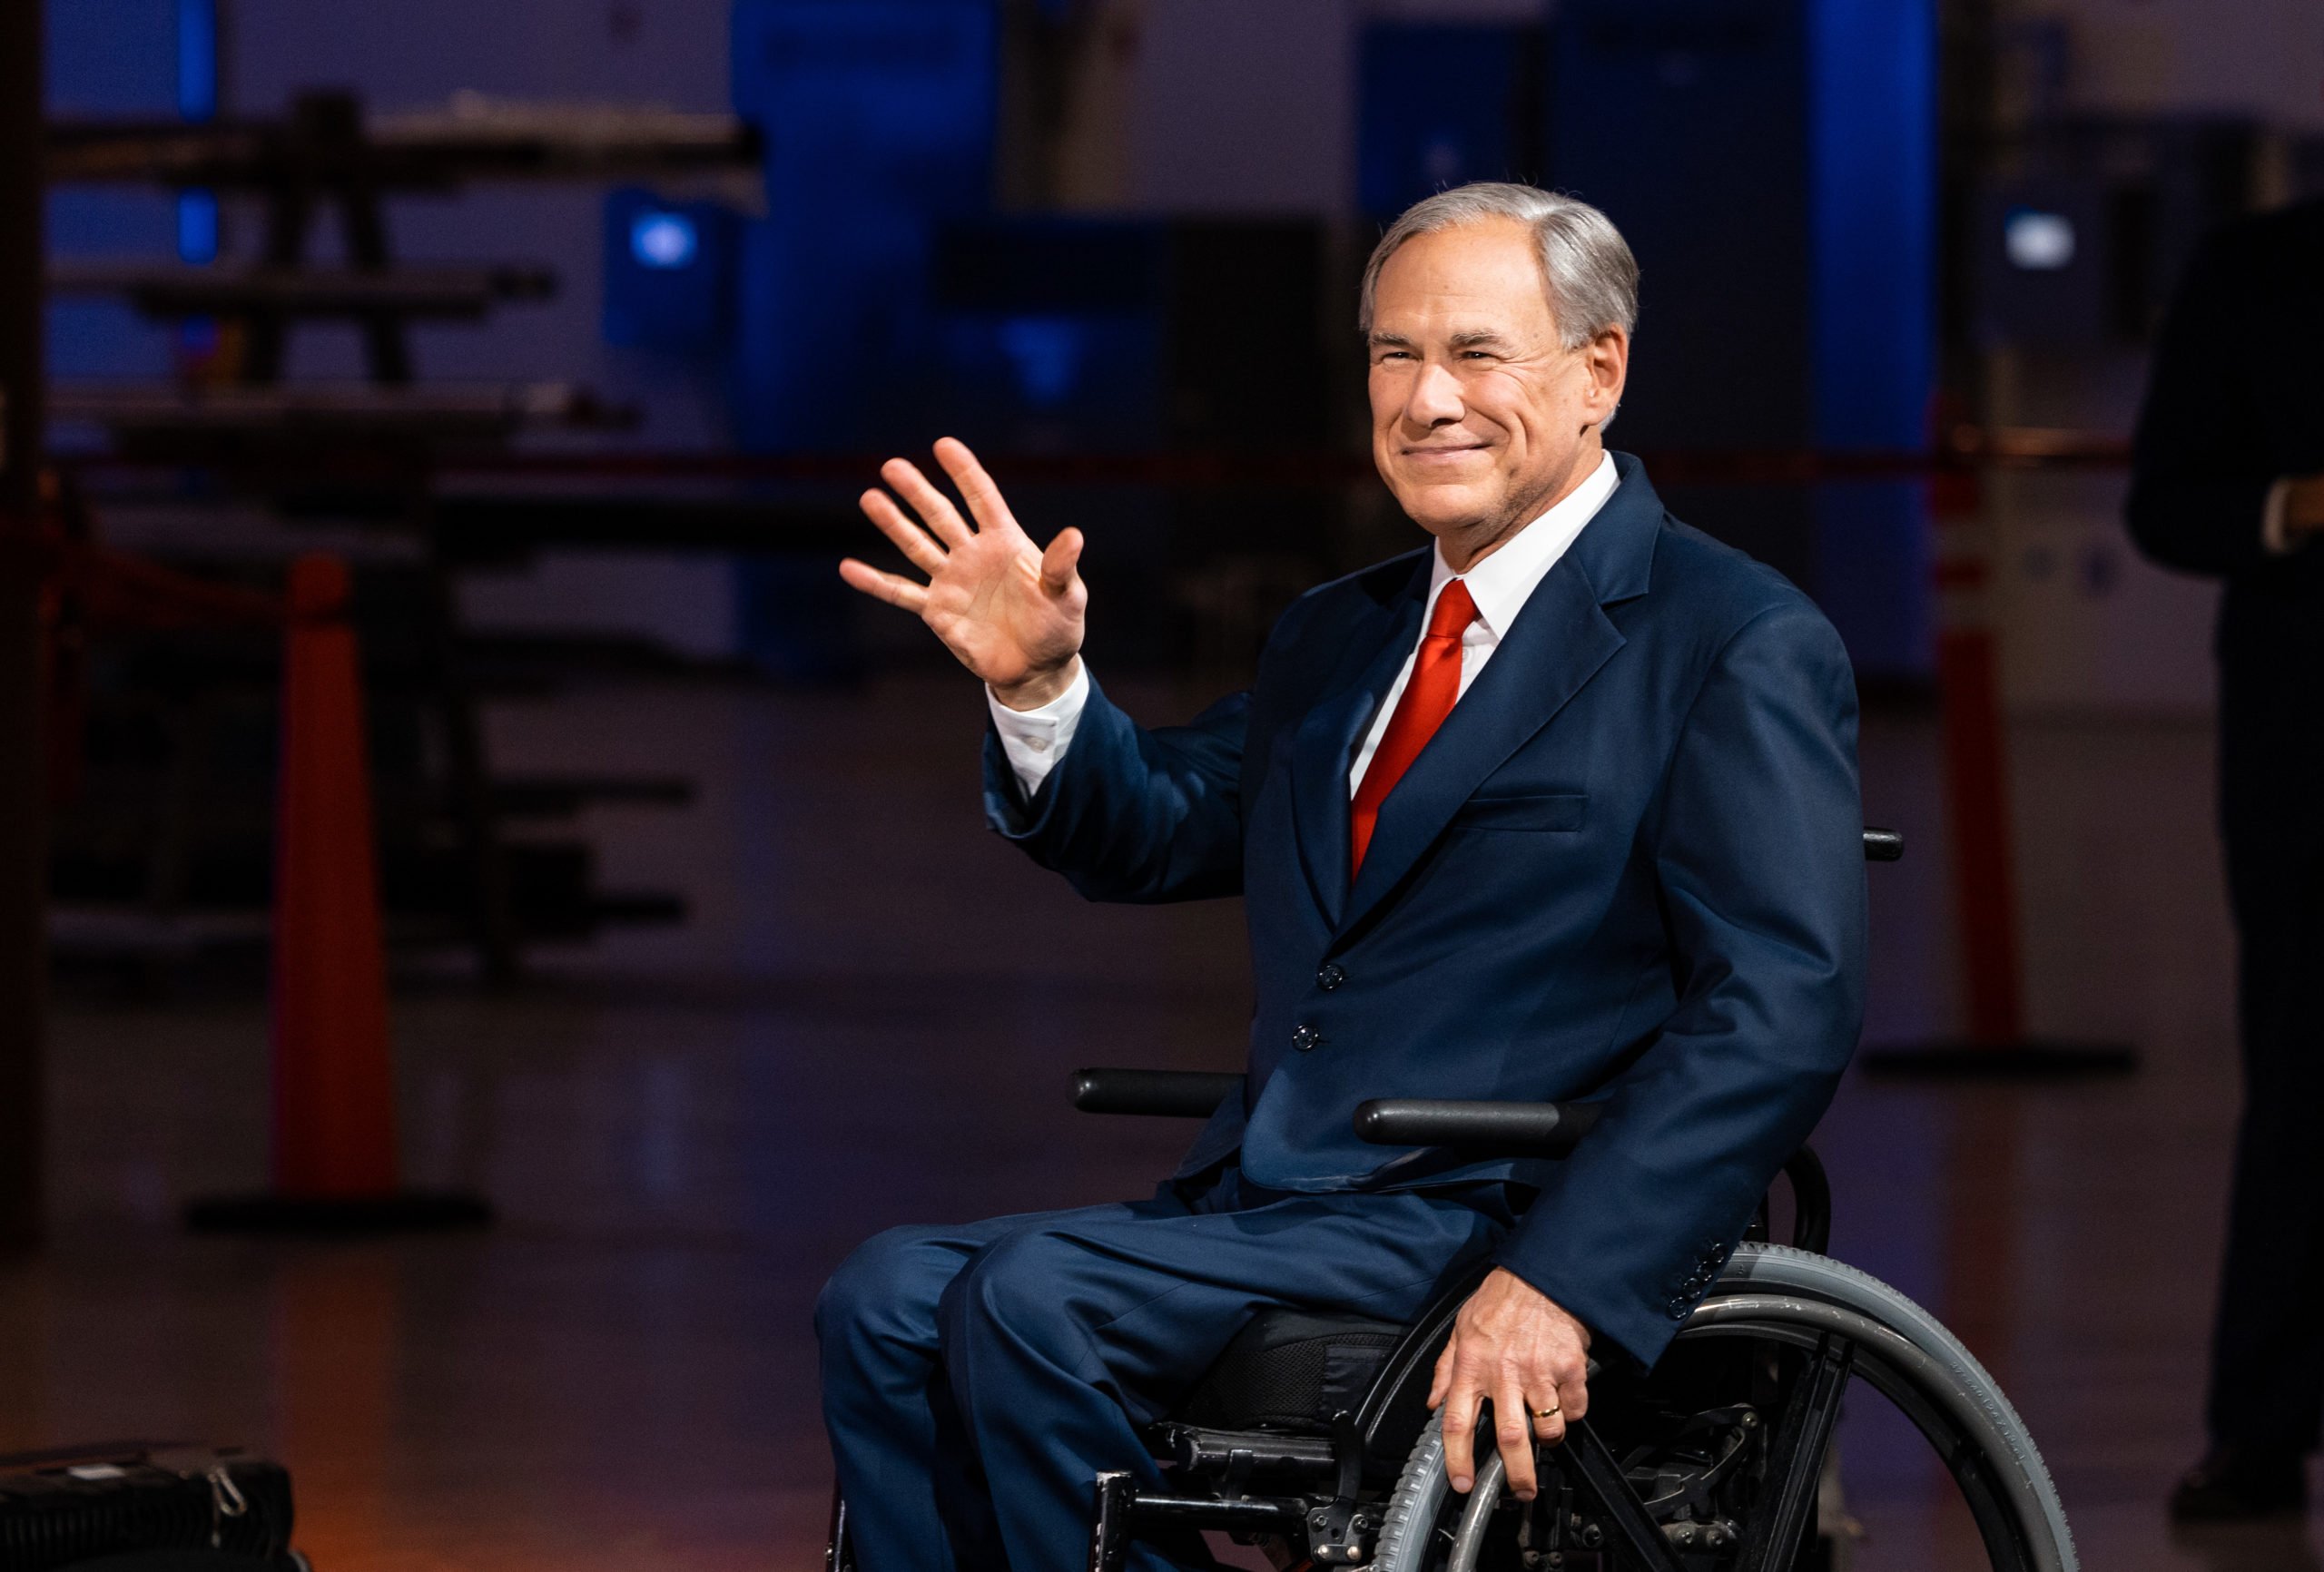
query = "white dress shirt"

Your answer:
(990, 451), (1622, 797)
